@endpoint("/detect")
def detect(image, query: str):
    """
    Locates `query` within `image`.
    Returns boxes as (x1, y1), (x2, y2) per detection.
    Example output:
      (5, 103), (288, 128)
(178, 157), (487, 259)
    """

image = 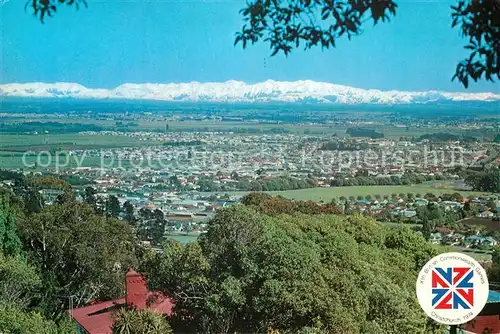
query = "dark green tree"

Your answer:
(106, 195), (121, 218)
(151, 209), (166, 245)
(17, 199), (137, 315)
(0, 303), (76, 334)
(142, 204), (440, 333)
(344, 201), (350, 214)
(139, 207), (153, 220)
(486, 199), (497, 210)
(83, 186), (97, 207)
(465, 169), (500, 192)
(424, 193), (438, 202)
(168, 176), (181, 190)
(0, 253), (41, 308)
(421, 218), (435, 241)
(0, 192), (22, 256)
(123, 201), (136, 225)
